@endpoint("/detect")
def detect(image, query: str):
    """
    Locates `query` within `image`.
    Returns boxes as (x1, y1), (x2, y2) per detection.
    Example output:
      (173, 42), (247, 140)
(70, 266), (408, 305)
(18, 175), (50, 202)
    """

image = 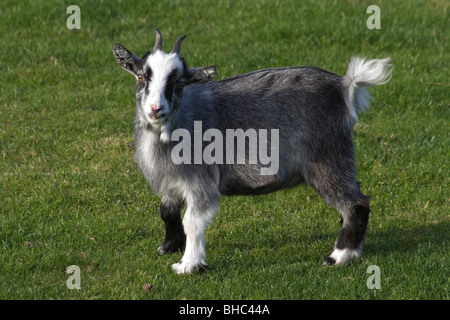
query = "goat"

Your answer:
(113, 29), (393, 274)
